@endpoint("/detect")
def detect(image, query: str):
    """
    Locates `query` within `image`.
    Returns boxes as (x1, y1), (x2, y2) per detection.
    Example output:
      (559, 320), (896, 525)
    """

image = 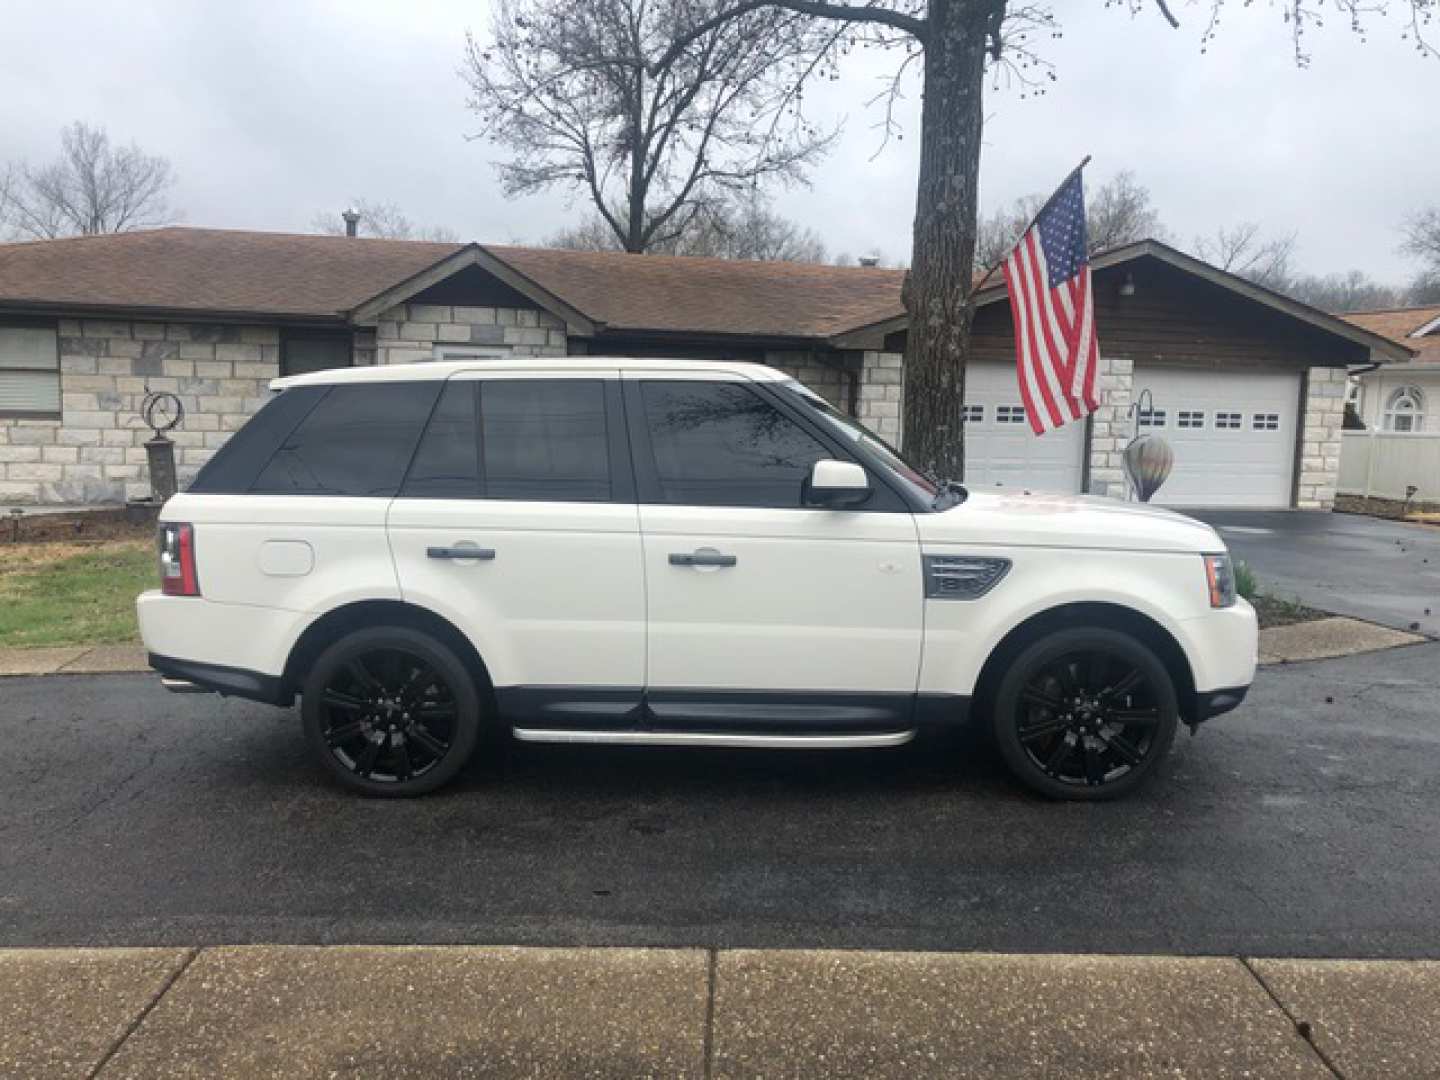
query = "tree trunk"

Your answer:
(900, 0), (990, 480)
